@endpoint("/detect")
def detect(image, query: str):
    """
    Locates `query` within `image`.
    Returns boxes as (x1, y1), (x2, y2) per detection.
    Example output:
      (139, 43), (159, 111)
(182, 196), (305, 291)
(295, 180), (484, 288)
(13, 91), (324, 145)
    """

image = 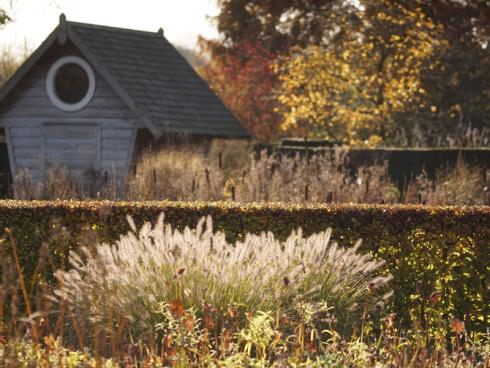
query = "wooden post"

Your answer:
(218, 152), (223, 170)
(326, 191), (333, 203)
(205, 168), (210, 186)
(231, 186), (235, 201)
(153, 168), (157, 198)
(365, 171), (371, 197)
(304, 184), (309, 202)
